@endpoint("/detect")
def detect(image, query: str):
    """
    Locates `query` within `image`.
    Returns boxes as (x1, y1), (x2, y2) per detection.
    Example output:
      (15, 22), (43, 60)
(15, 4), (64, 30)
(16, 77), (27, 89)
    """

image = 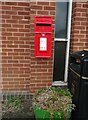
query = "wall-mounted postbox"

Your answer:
(34, 16), (52, 58)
